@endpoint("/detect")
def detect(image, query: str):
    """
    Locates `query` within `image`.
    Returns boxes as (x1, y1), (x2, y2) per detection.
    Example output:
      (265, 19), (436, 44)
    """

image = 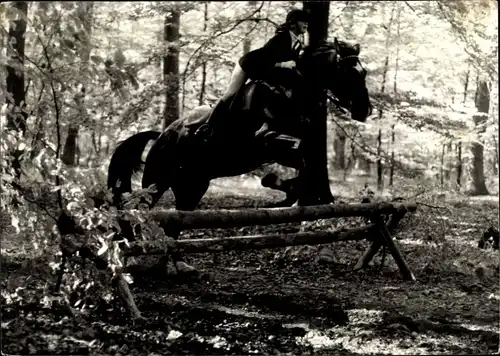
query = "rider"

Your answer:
(193, 8), (309, 141)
